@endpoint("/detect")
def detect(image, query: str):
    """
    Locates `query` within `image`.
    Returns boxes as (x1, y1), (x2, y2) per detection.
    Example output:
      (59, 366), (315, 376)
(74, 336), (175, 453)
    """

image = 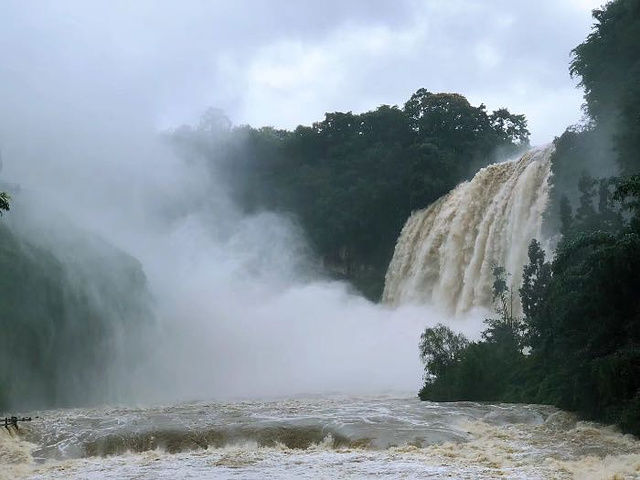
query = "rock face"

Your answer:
(383, 145), (553, 315)
(0, 214), (153, 410)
